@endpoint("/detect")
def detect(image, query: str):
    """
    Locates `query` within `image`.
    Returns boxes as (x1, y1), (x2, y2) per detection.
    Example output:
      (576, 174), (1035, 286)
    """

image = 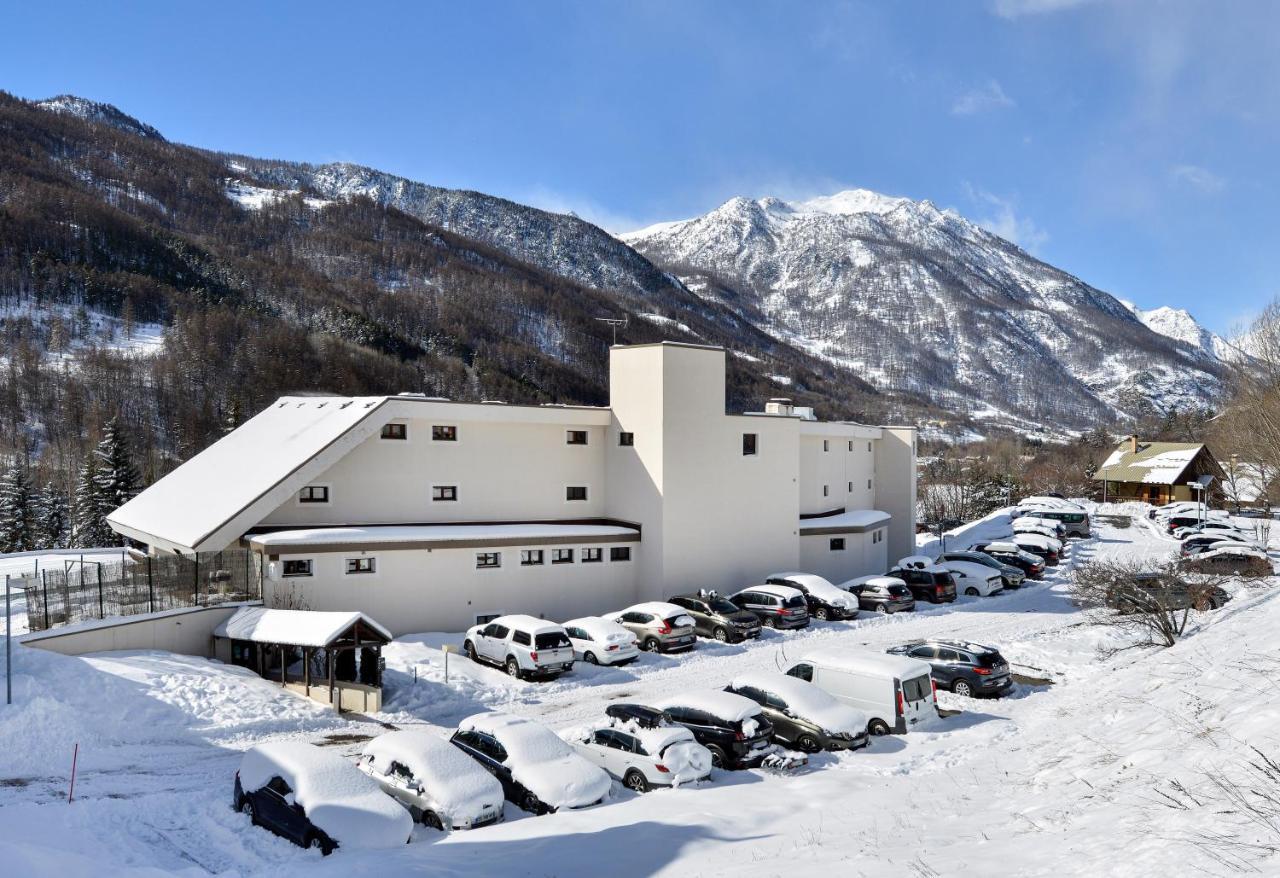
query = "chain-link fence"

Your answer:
(21, 549), (261, 632)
